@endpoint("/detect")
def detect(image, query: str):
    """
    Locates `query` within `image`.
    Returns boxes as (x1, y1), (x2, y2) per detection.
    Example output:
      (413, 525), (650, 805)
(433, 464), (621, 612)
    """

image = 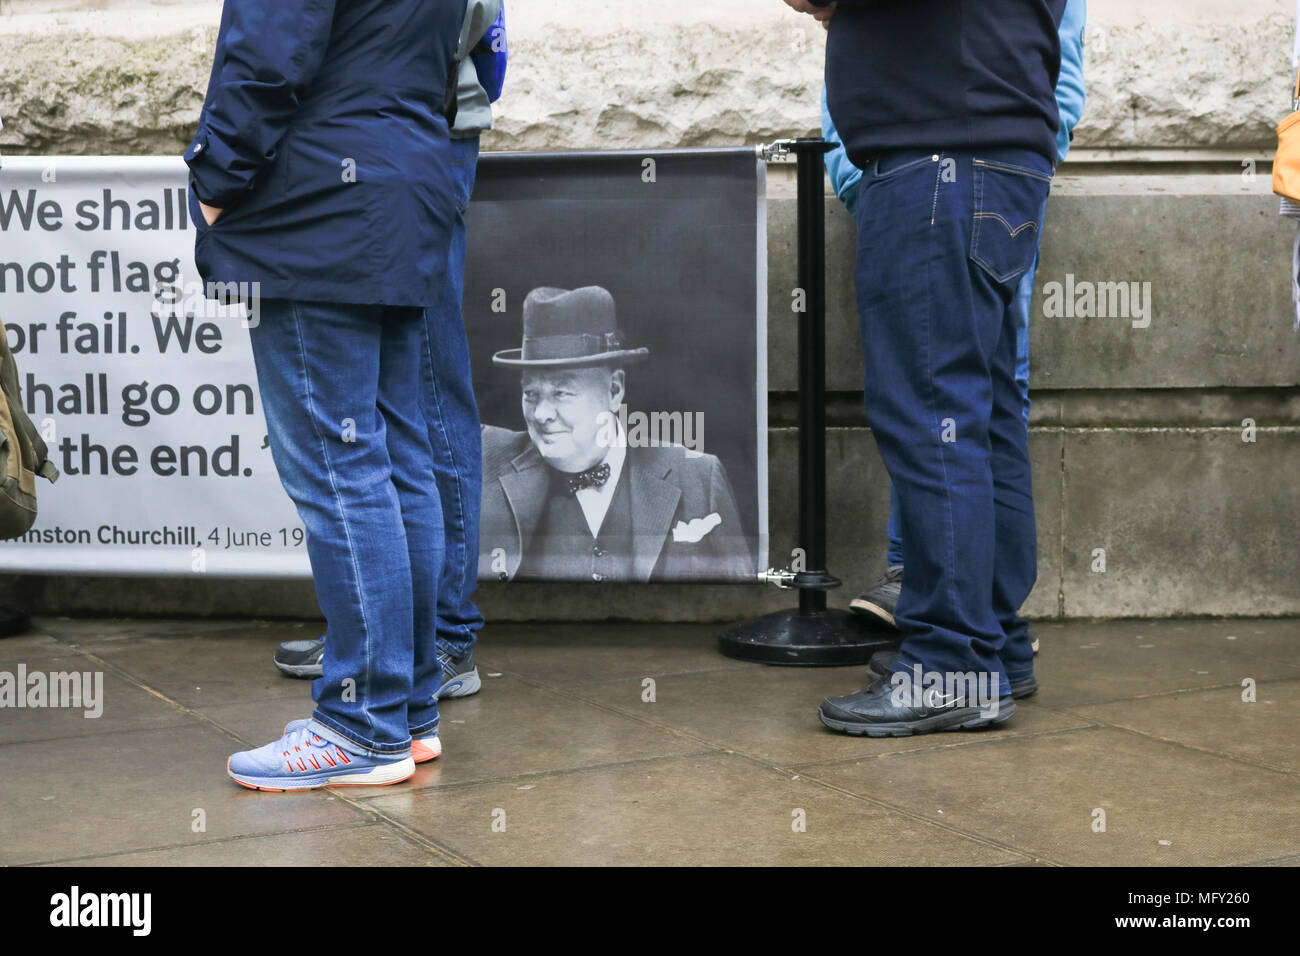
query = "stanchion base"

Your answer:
(717, 608), (896, 666)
